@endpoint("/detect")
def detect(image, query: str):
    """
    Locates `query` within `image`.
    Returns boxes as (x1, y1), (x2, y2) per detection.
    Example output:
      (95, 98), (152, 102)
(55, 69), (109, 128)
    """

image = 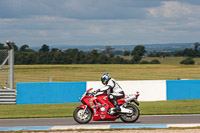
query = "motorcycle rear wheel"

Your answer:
(73, 107), (92, 124)
(120, 104), (140, 123)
